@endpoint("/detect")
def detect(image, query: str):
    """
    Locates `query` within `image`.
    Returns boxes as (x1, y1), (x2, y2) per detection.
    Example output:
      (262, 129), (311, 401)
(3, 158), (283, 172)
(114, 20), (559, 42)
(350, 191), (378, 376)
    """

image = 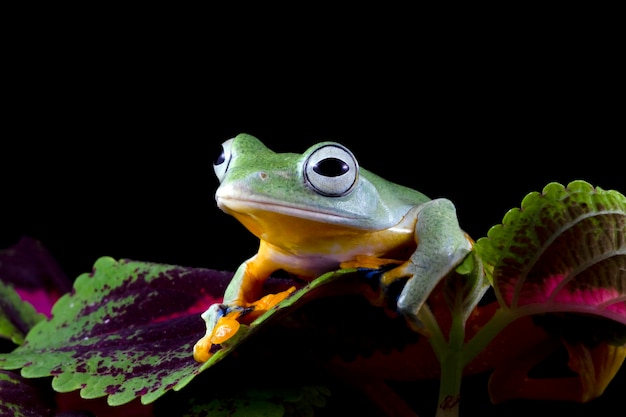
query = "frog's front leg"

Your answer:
(194, 254), (294, 362)
(382, 198), (472, 333)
